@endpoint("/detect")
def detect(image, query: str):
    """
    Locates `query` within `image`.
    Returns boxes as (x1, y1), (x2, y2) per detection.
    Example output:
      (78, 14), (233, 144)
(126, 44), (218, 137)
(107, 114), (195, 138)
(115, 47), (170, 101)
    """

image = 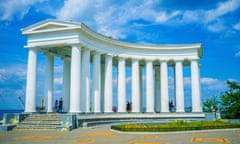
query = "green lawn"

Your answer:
(111, 120), (240, 132)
